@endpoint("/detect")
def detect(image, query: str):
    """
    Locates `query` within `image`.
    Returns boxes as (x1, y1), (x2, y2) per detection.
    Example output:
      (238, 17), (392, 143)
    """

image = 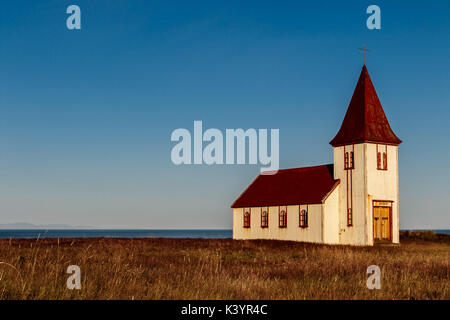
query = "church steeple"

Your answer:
(330, 65), (402, 147)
